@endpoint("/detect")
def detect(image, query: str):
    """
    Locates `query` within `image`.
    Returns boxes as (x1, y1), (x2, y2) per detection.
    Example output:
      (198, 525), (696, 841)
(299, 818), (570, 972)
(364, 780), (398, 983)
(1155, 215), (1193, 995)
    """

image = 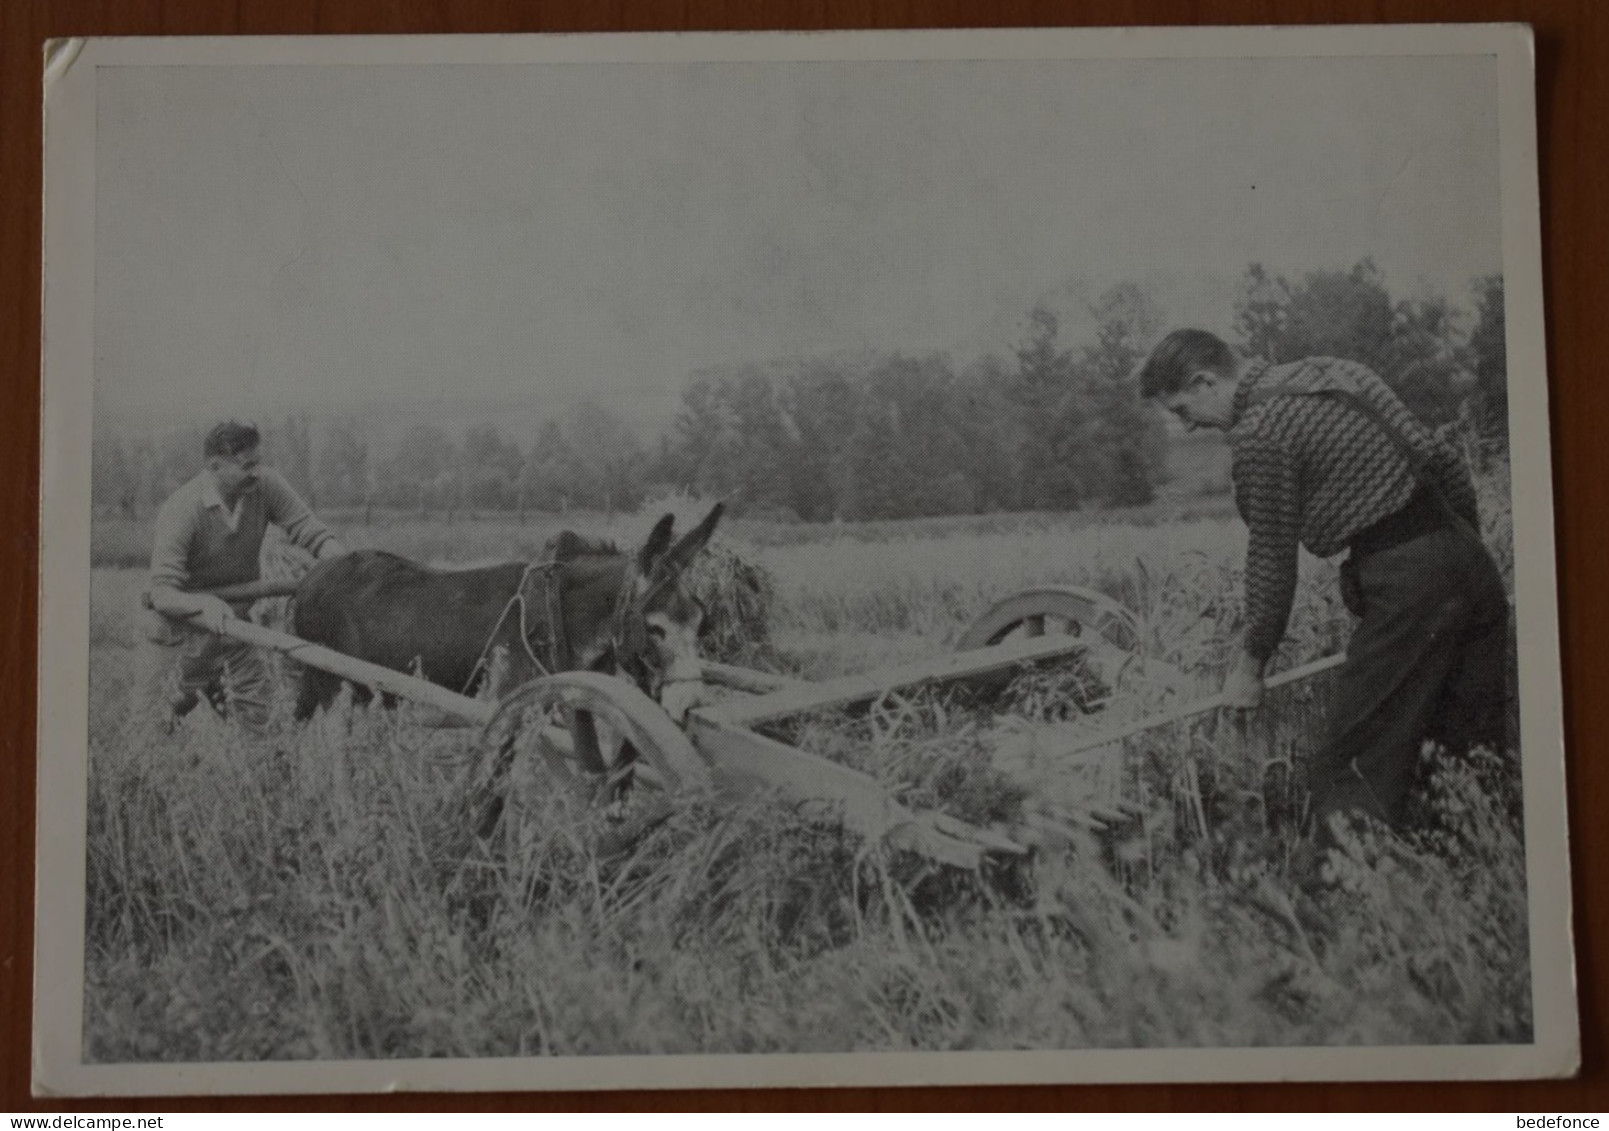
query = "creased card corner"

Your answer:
(43, 38), (85, 90)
